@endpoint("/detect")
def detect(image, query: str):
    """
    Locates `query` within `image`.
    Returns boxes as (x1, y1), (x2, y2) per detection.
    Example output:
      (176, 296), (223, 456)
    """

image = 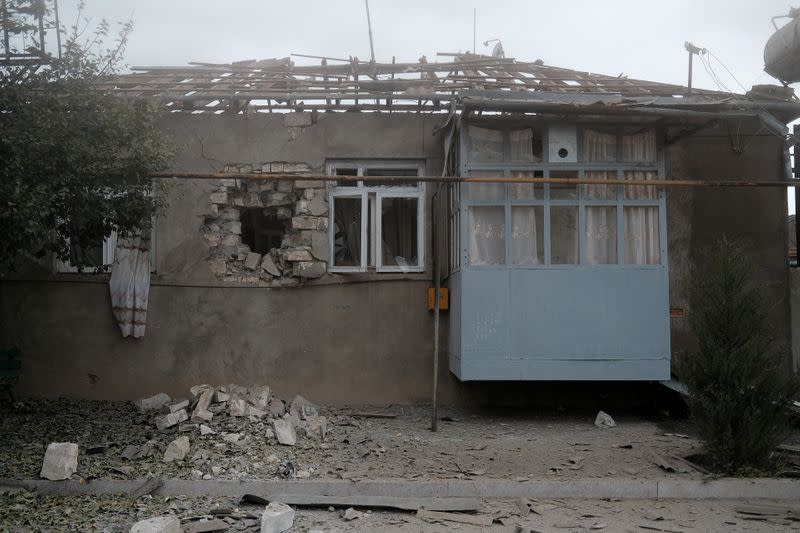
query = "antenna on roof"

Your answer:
(364, 0), (375, 62)
(483, 38), (504, 58)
